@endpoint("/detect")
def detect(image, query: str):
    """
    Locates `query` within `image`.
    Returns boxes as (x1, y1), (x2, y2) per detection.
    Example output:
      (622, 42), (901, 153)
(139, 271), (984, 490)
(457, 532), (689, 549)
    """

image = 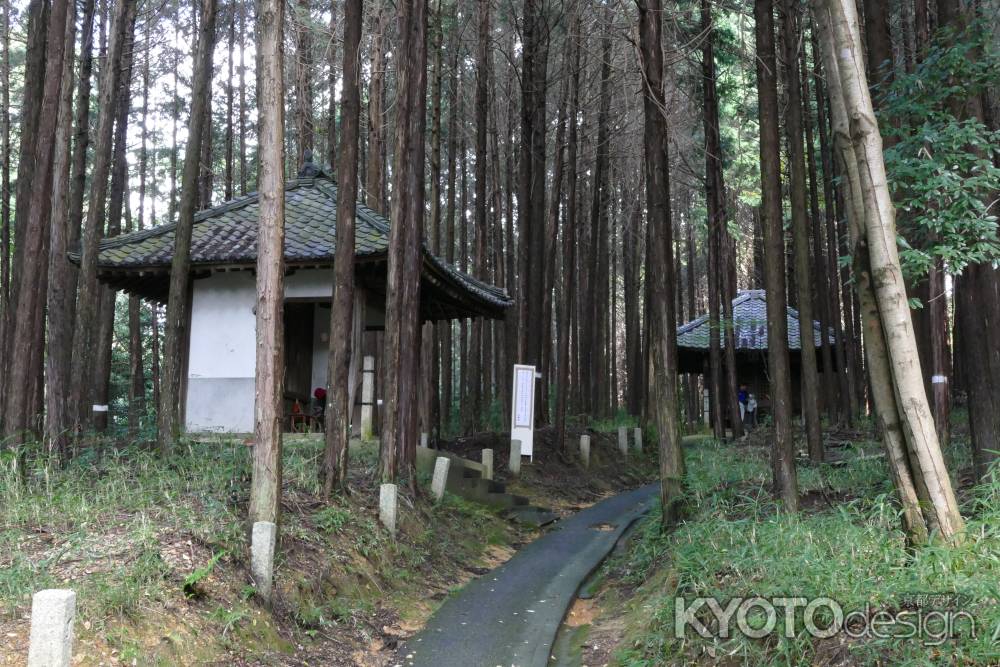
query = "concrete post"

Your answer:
(633, 427), (643, 452)
(28, 589), (75, 667)
(703, 389), (710, 426)
(508, 439), (522, 476)
(482, 449), (494, 480)
(361, 355), (375, 440)
(379, 483), (398, 535)
(618, 427), (628, 456)
(431, 457), (450, 501)
(420, 432), (429, 449)
(251, 521), (277, 603)
(579, 435), (591, 468)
